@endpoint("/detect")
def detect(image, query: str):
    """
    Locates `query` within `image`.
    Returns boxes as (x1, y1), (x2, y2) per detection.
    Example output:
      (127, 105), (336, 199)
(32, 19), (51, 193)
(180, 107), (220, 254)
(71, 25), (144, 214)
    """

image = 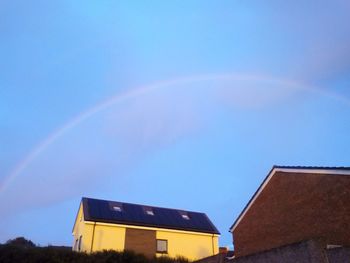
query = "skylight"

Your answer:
(109, 201), (123, 212)
(143, 206), (154, 216)
(113, 206), (122, 212)
(146, 210), (154, 216)
(182, 214), (190, 220)
(179, 211), (190, 220)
